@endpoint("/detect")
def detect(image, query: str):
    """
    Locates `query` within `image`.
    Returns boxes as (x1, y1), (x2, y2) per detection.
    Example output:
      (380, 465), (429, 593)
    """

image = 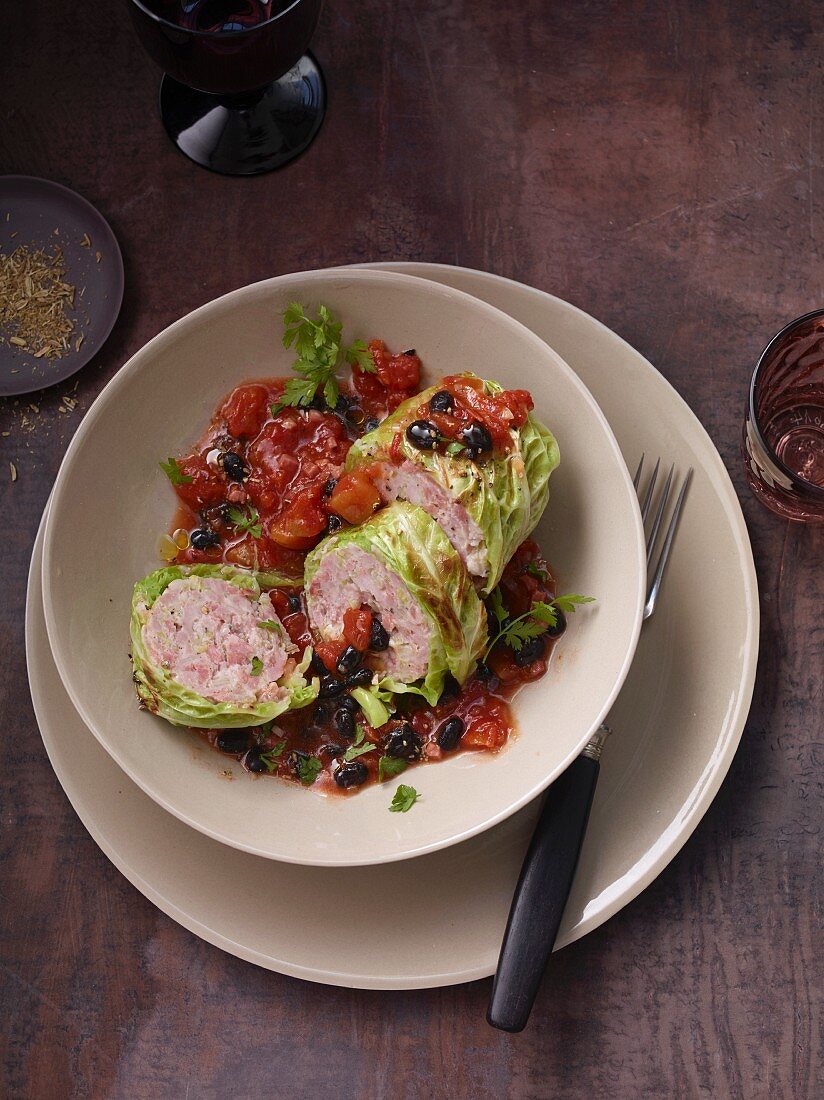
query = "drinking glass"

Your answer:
(127, 0), (325, 176)
(742, 309), (824, 521)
